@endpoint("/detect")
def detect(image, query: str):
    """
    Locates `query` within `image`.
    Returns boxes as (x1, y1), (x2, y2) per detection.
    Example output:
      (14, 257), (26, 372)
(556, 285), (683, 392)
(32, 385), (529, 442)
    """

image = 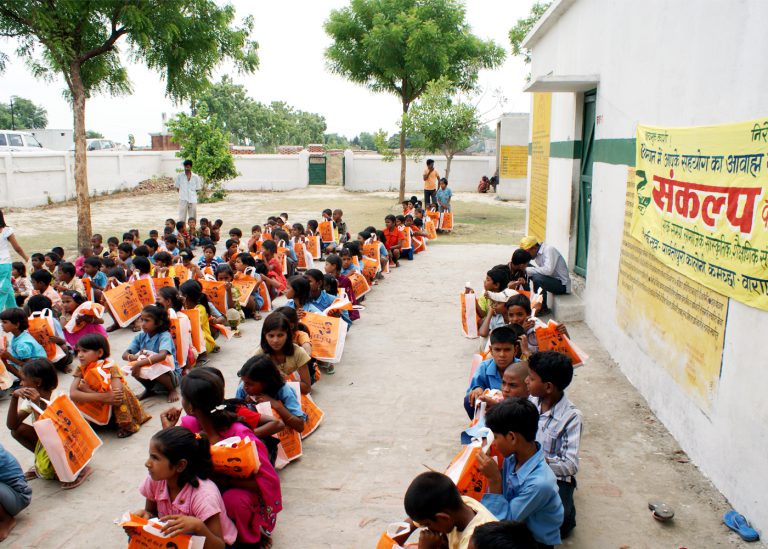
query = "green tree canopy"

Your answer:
(325, 0), (504, 201)
(408, 77), (480, 178)
(0, 96), (47, 129)
(0, 0), (258, 249)
(167, 104), (237, 203)
(85, 130), (104, 139)
(509, 2), (551, 64)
